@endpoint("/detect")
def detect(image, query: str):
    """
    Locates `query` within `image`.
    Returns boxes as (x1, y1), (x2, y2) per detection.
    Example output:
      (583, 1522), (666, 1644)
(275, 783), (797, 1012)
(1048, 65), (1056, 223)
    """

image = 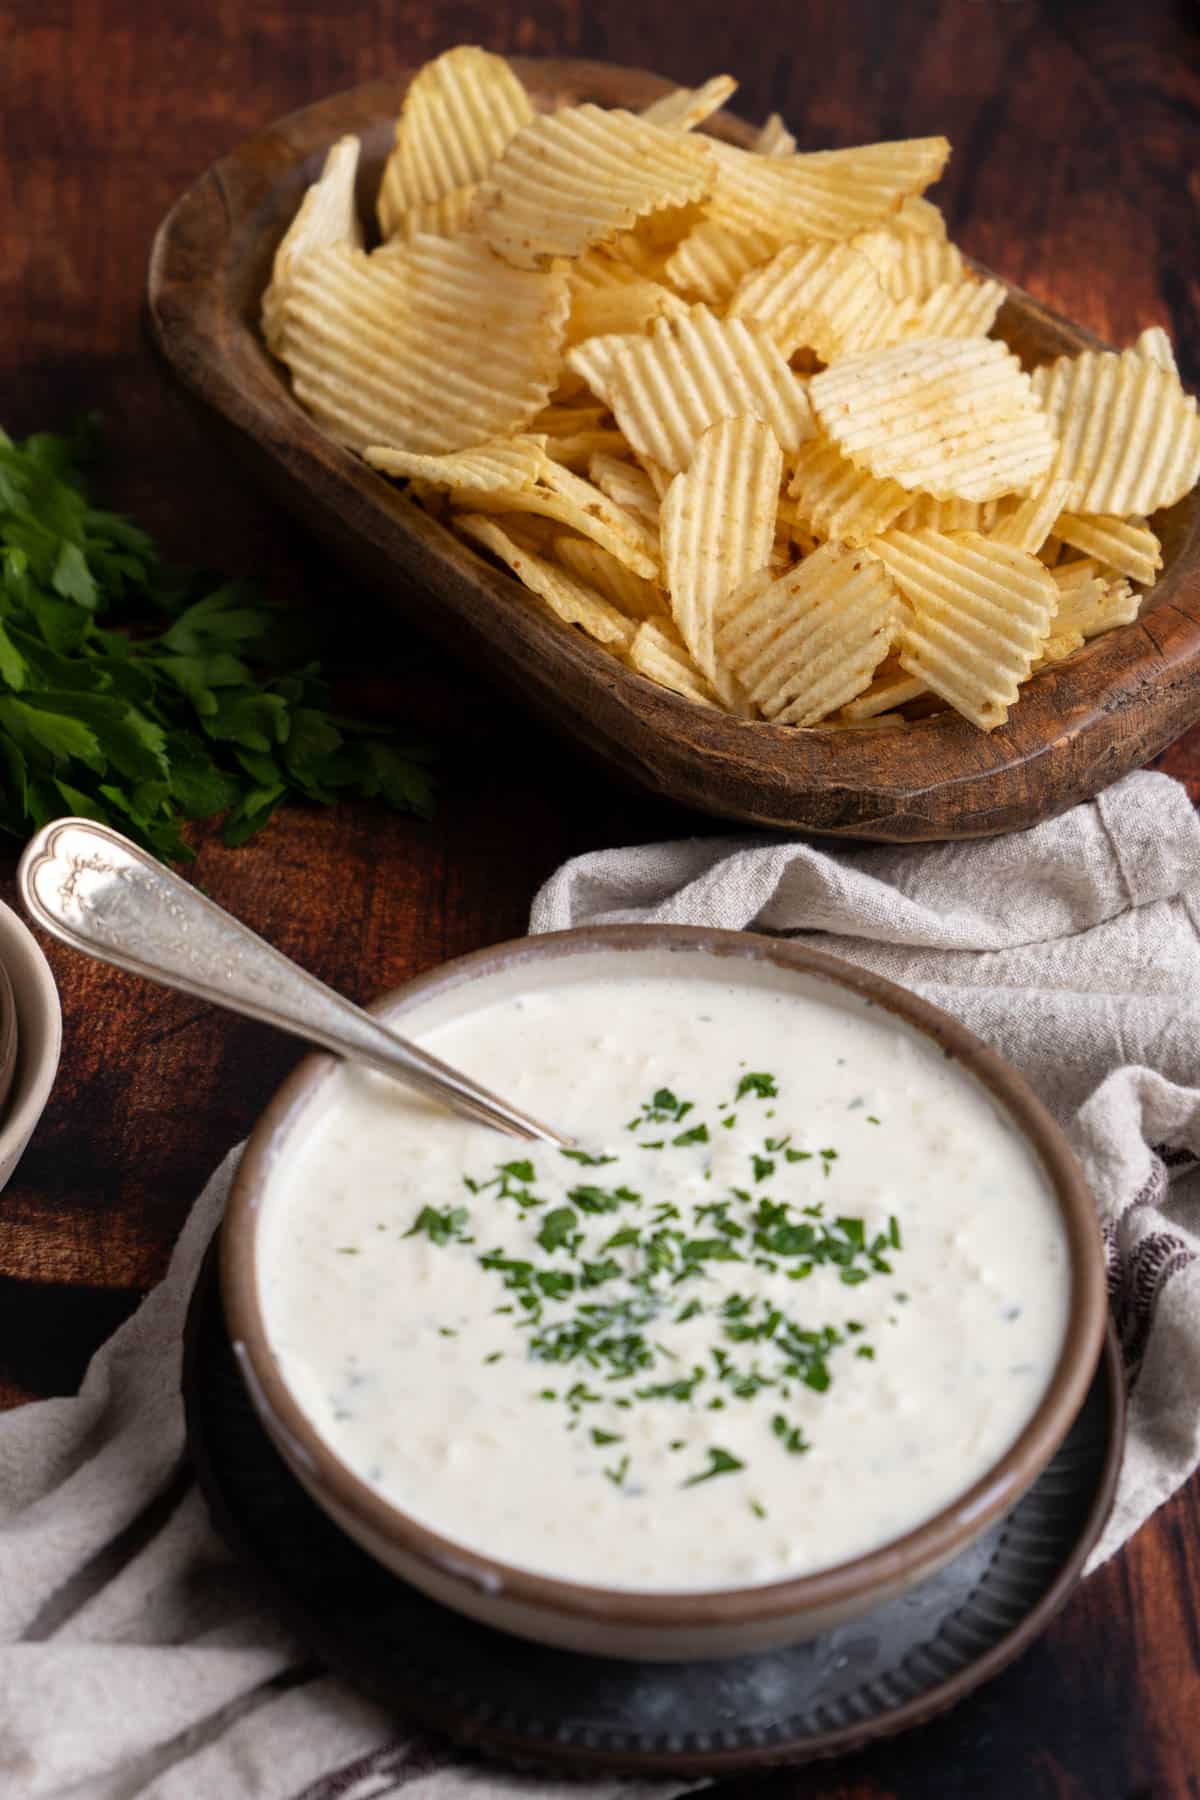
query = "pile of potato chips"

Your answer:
(264, 47), (1200, 733)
